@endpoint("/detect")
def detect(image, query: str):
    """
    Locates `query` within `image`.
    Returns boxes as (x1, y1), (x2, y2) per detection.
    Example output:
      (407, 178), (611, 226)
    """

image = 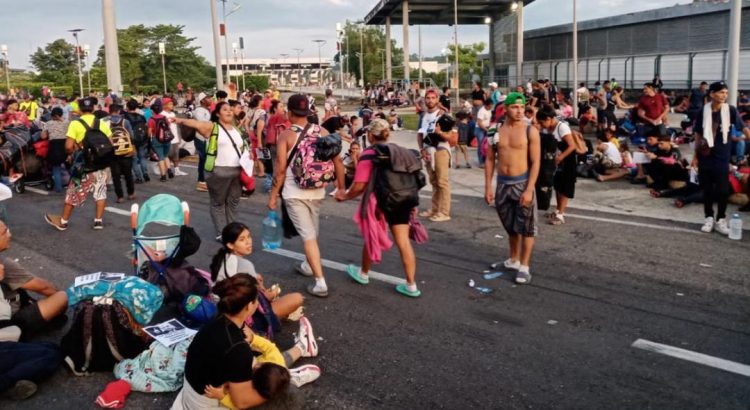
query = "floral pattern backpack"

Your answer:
(289, 123), (336, 189)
